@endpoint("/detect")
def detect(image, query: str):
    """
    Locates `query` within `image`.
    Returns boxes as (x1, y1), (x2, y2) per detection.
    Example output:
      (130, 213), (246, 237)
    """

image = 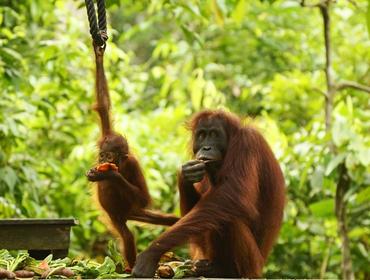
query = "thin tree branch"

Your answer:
(336, 80), (370, 94)
(320, 238), (333, 279)
(319, 3), (334, 133)
(312, 87), (328, 97)
(346, 0), (358, 8)
(300, 0), (325, 8)
(313, 1), (355, 279)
